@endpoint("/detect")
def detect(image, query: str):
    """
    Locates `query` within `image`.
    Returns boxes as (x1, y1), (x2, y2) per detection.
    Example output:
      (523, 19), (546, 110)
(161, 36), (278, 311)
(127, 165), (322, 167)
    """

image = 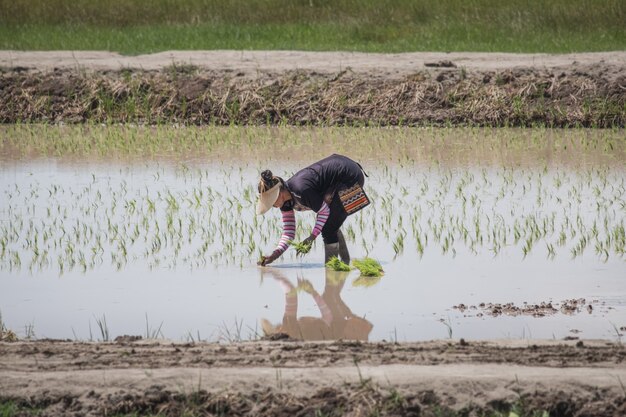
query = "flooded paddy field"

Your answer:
(1, 125), (624, 343)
